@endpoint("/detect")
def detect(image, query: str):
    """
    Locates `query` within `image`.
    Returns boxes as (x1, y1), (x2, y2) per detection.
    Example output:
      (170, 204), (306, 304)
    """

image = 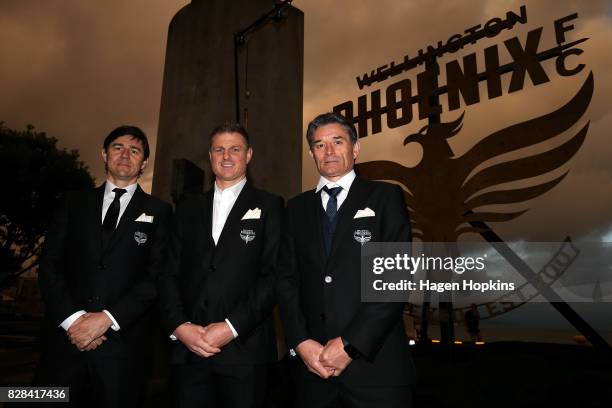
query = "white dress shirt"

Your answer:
(212, 177), (247, 245)
(59, 180), (138, 332)
(212, 178), (247, 338)
(101, 181), (138, 226)
(315, 169), (356, 211)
